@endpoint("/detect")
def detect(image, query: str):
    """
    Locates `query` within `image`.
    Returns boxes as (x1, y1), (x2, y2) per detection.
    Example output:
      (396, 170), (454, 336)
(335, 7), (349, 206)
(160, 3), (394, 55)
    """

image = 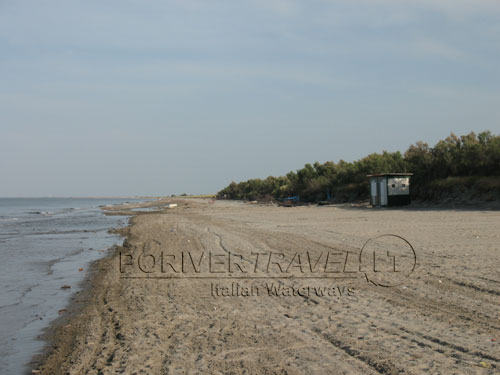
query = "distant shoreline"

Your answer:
(0, 196), (165, 199)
